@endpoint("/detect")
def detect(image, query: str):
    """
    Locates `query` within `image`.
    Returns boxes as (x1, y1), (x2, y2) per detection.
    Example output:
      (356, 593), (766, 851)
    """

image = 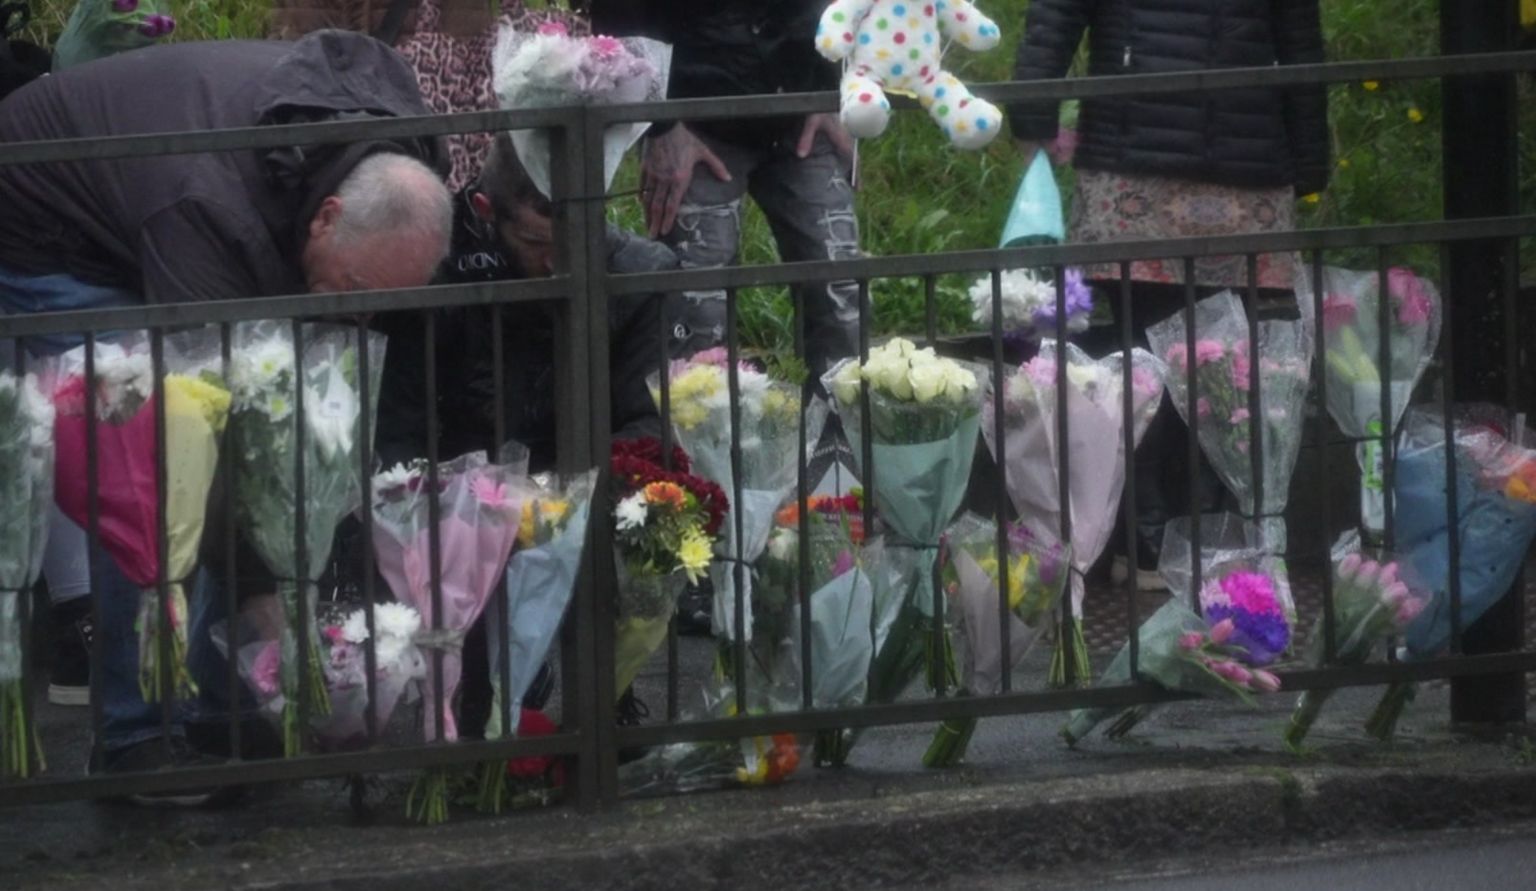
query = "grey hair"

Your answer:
(331, 153), (453, 263)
